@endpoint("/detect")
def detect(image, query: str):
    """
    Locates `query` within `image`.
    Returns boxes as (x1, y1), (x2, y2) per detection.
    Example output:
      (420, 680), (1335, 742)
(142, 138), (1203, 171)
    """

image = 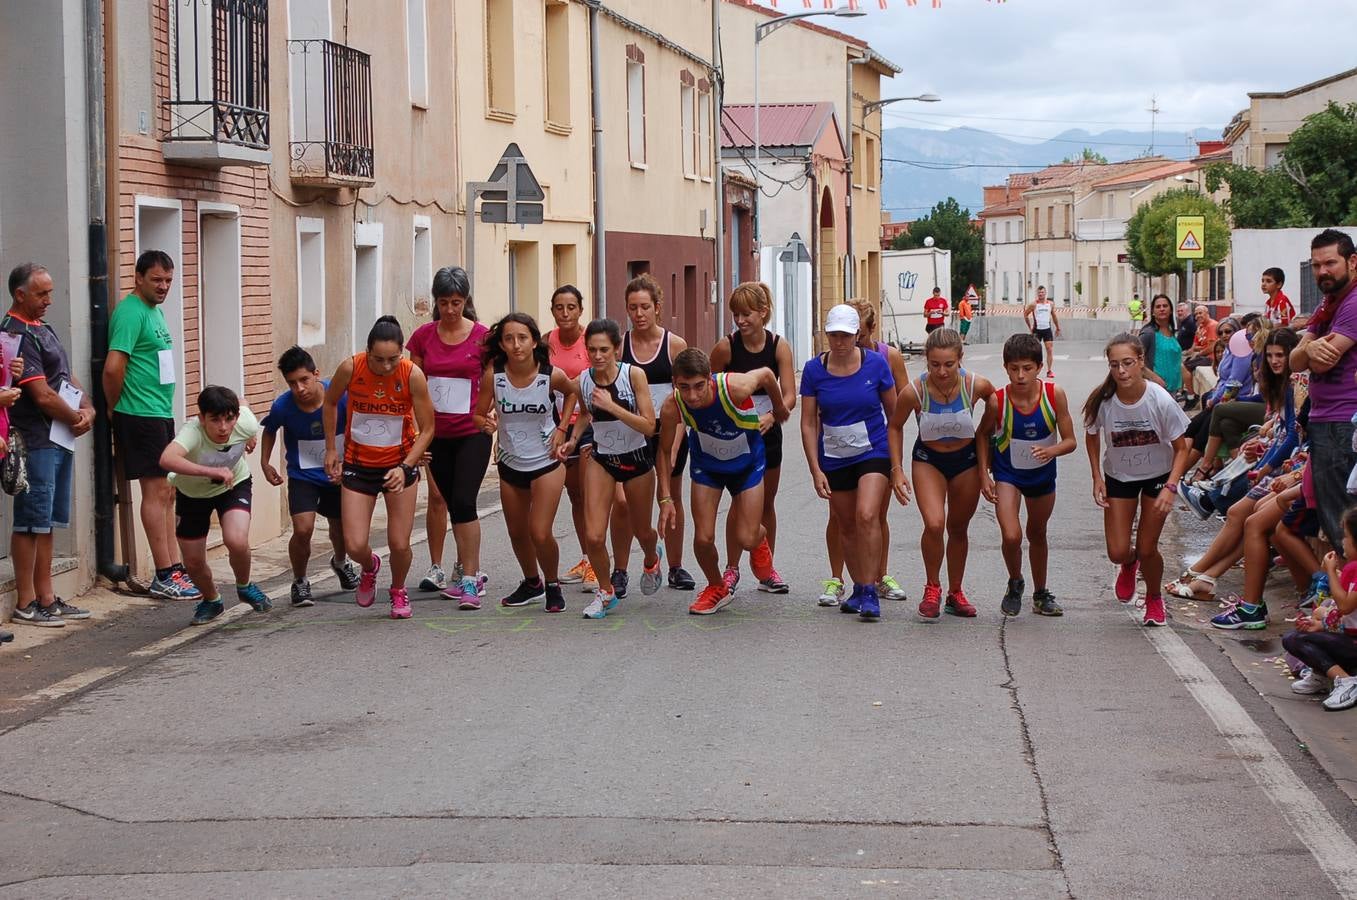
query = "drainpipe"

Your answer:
(86, 0), (129, 584)
(809, 167), (820, 353)
(710, 0), (724, 343)
(587, 0), (607, 318)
